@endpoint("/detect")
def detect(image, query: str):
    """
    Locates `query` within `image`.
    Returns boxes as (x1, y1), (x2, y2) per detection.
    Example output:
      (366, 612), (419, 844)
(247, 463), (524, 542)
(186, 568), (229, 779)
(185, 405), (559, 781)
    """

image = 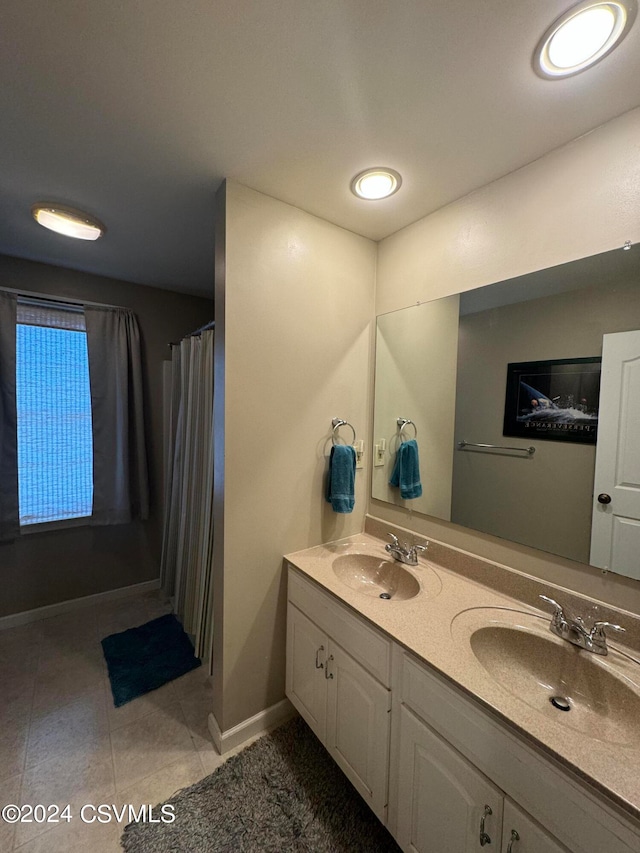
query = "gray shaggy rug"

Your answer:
(121, 715), (400, 852)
